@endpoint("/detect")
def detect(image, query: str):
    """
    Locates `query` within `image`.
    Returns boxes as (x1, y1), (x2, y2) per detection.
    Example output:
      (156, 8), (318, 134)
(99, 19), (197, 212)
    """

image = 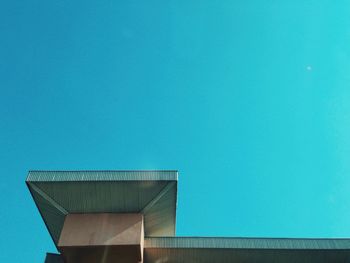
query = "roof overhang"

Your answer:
(26, 170), (178, 246)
